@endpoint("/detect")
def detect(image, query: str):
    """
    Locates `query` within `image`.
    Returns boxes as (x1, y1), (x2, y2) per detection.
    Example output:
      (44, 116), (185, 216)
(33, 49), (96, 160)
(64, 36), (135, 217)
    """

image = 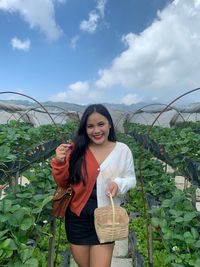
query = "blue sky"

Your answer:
(1, 0), (200, 105)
